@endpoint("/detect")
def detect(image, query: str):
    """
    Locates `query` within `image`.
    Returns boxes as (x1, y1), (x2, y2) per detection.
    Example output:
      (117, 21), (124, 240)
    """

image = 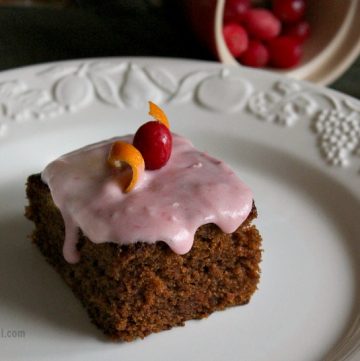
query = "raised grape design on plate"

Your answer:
(0, 59), (359, 173)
